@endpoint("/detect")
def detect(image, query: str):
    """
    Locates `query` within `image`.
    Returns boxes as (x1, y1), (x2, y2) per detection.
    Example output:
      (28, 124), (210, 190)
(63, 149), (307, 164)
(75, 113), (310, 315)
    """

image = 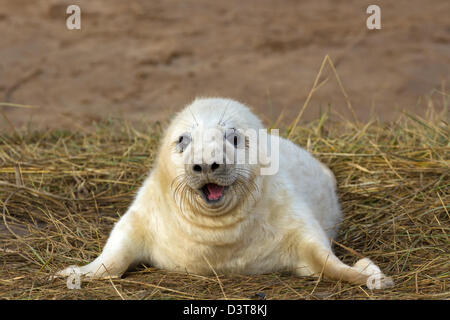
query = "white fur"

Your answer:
(56, 98), (393, 289)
